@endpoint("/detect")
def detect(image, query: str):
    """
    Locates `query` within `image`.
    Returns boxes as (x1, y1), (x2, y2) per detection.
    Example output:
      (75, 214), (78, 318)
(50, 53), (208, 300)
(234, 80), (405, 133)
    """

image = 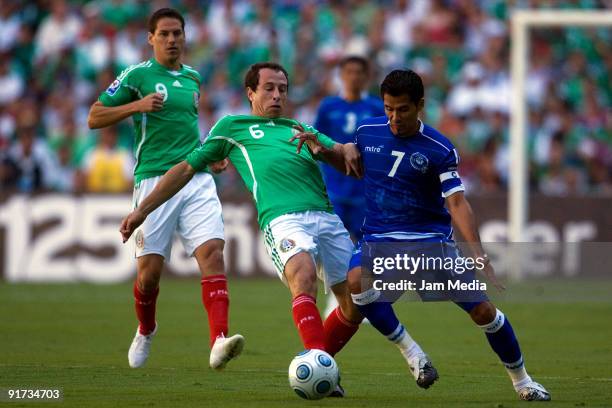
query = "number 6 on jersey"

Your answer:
(249, 124), (265, 139)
